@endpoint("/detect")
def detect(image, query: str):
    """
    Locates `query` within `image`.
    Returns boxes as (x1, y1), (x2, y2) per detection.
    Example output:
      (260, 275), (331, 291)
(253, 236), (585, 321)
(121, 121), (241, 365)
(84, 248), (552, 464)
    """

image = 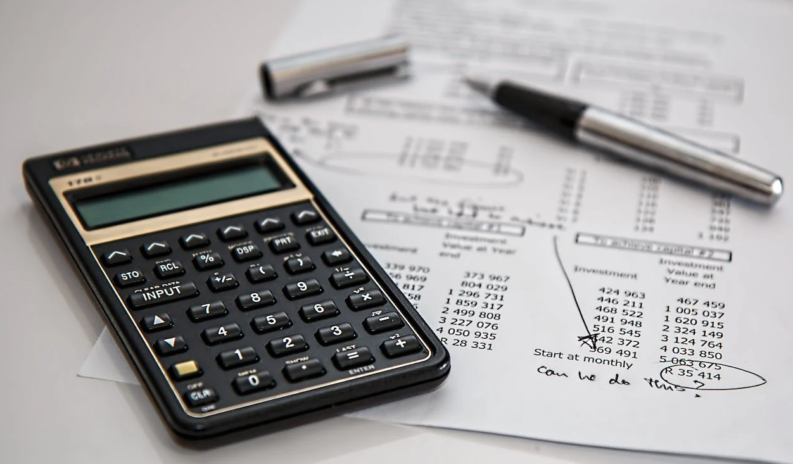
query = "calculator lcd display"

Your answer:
(73, 164), (286, 229)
